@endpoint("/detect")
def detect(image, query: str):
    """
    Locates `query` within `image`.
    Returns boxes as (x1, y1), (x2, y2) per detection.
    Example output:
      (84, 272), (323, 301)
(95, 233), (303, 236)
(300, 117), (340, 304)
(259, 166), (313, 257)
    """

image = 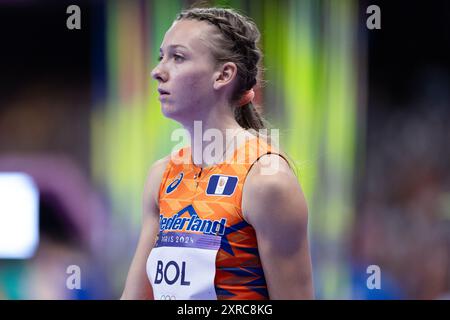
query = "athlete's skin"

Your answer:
(121, 19), (314, 300)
